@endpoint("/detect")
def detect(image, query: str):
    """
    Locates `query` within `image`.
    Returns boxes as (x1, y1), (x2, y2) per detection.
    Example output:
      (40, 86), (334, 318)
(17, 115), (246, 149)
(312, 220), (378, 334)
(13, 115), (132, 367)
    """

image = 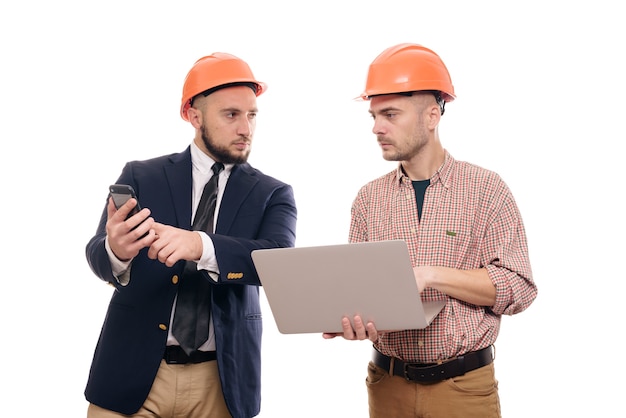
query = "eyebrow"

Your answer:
(369, 106), (402, 116)
(221, 107), (259, 113)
